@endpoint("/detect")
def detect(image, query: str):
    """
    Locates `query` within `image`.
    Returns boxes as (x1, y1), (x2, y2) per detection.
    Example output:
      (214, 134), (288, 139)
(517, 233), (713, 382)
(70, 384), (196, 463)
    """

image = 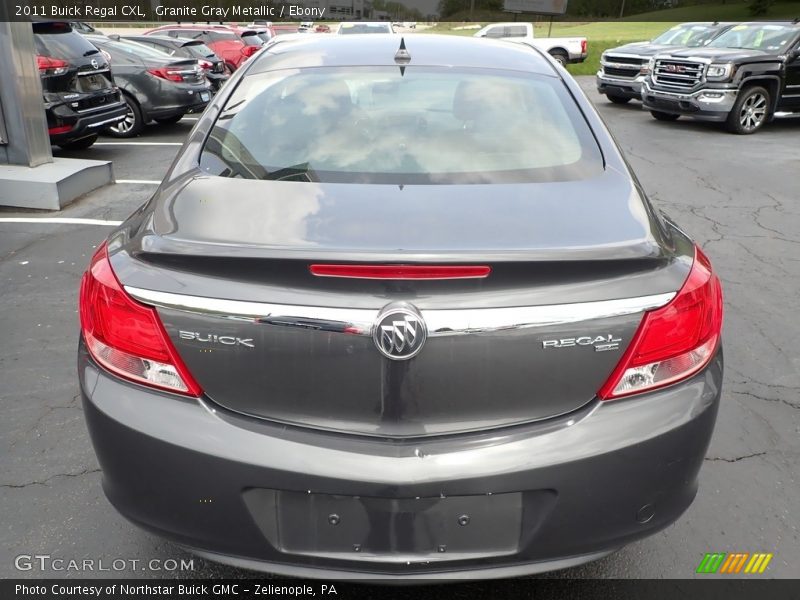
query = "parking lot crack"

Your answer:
(704, 452), (768, 463)
(729, 389), (800, 410)
(0, 467), (100, 489)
